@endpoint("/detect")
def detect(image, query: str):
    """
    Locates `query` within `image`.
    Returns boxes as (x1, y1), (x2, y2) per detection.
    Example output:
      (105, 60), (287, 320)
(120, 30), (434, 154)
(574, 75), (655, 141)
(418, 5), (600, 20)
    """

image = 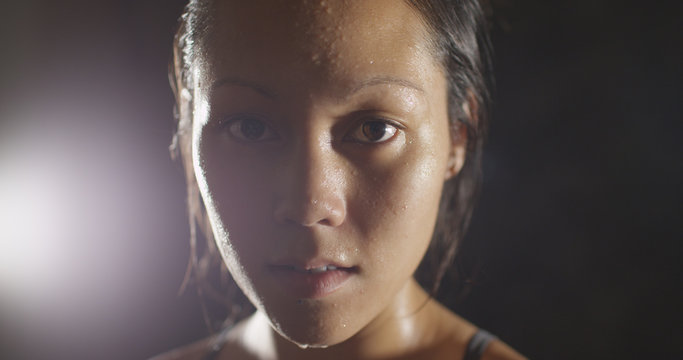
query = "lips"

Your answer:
(288, 264), (342, 273)
(268, 262), (357, 299)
